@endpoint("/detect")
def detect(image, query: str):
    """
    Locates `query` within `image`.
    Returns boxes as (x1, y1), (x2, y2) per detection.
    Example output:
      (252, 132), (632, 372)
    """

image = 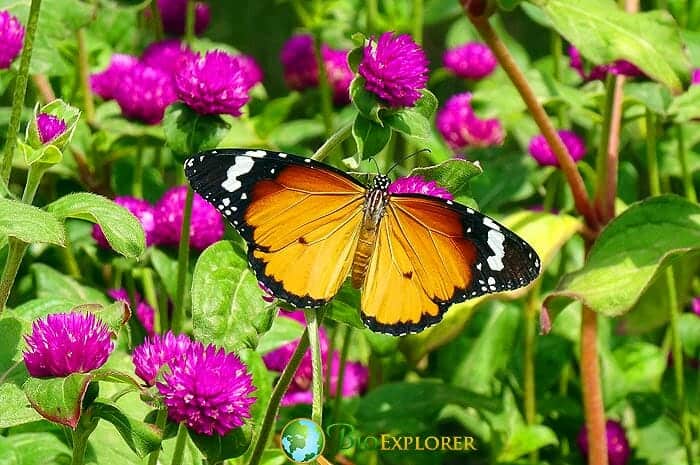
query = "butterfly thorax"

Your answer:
(351, 175), (390, 289)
